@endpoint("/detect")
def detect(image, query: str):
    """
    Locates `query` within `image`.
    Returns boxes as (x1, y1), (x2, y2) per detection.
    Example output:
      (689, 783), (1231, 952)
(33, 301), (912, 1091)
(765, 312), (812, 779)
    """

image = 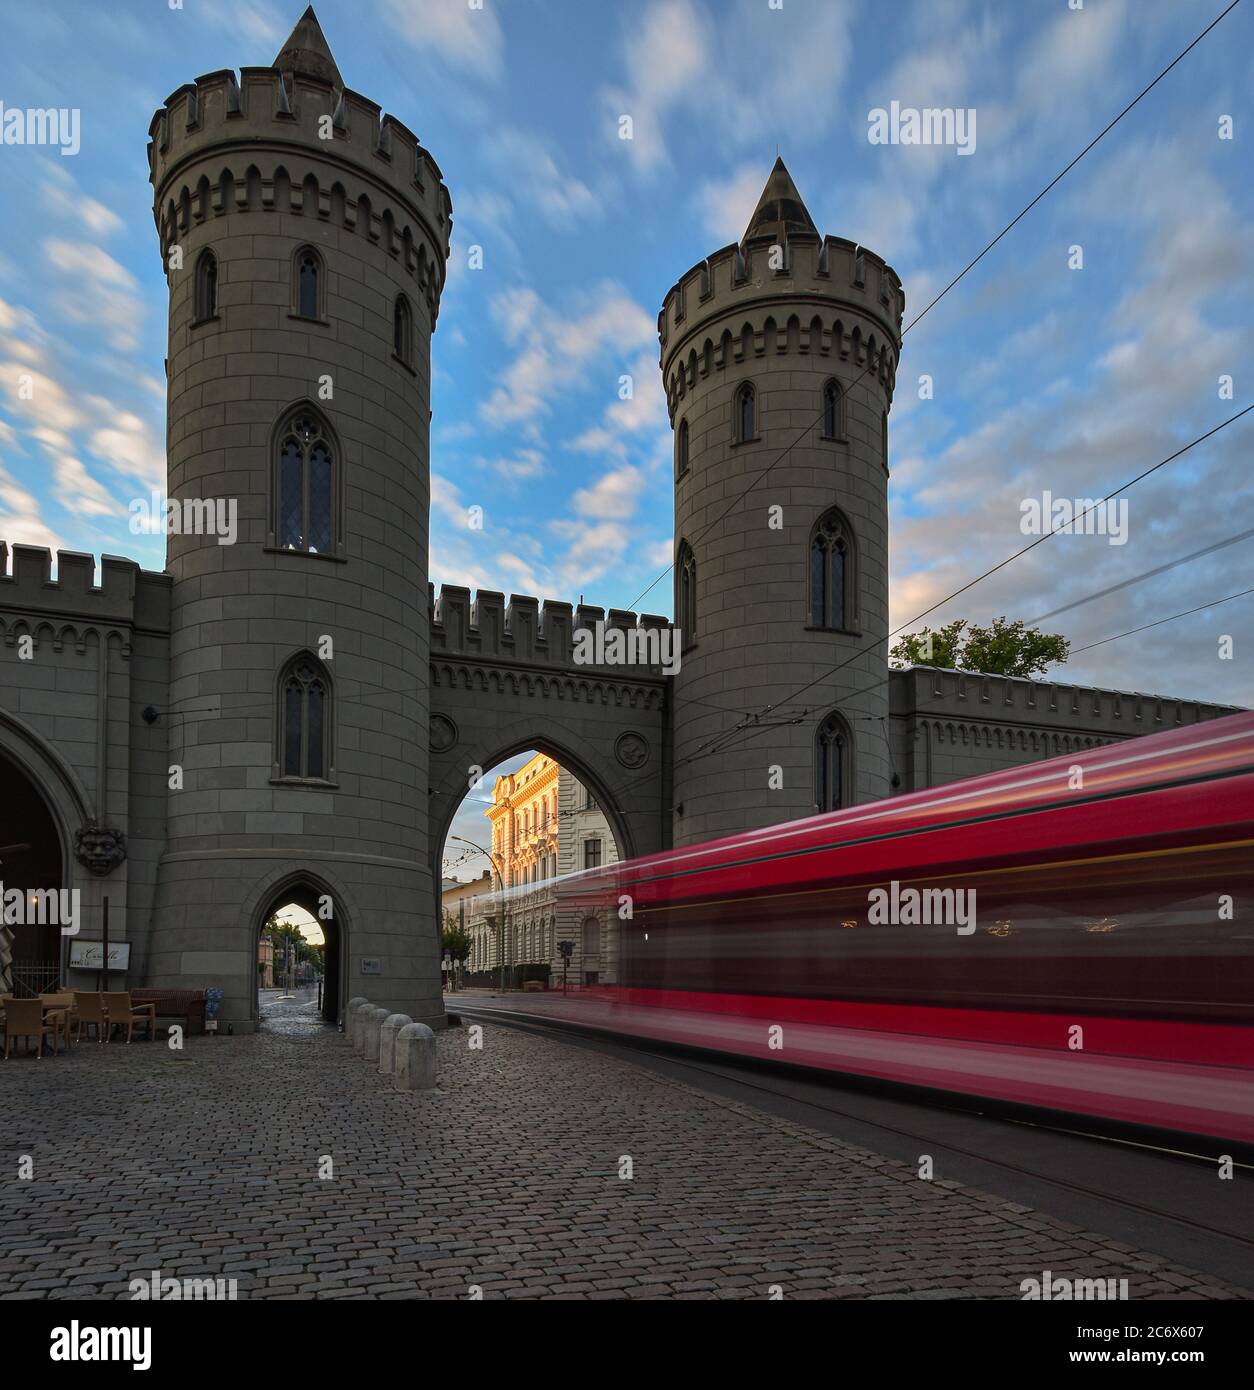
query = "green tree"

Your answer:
(441, 923), (472, 964)
(891, 615), (1069, 678)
